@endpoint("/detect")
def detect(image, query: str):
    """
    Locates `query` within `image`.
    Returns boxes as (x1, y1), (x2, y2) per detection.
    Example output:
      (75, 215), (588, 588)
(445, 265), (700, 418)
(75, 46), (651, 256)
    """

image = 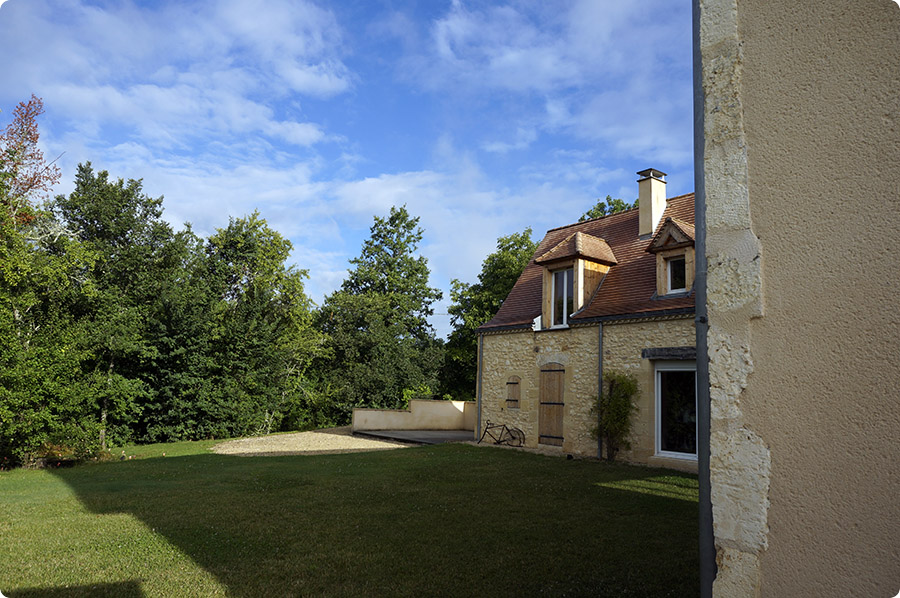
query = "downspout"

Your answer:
(475, 333), (484, 440)
(597, 323), (603, 459)
(693, 0), (716, 594)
